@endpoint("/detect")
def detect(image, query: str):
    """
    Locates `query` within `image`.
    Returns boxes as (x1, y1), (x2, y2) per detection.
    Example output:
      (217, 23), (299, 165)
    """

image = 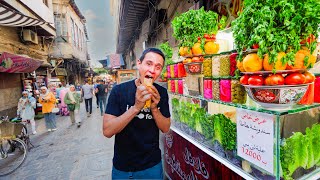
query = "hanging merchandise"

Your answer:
(212, 55), (220, 77)
(167, 66), (171, 78)
(203, 57), (212, 77)
(212, 78), (220, 101)
(231, 78), (246, 104)
(178, 79), (183, 94)
(167, 79), (171, 93)
(174, 64), (178, 78)
(219, 54), (230, 76)
(315, 74), (320, 103)
(203, 78), (213, 99)
(220, 78), (231, 102)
